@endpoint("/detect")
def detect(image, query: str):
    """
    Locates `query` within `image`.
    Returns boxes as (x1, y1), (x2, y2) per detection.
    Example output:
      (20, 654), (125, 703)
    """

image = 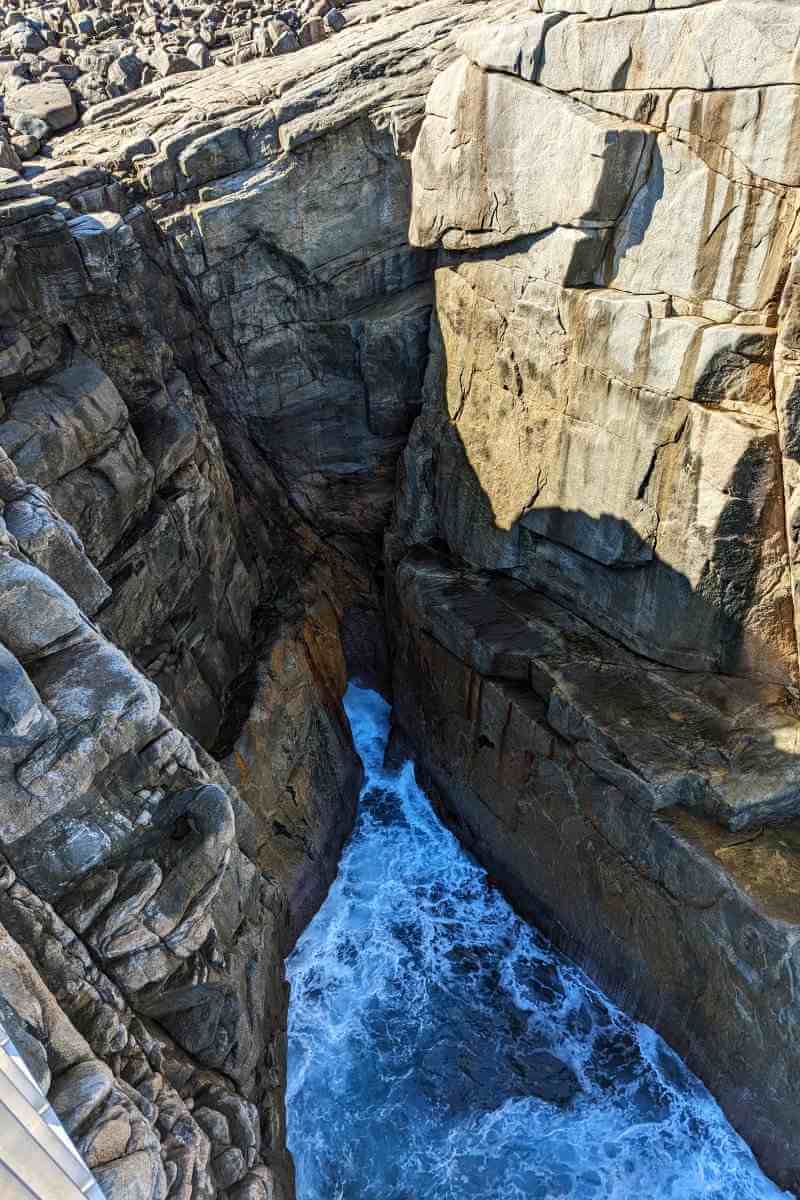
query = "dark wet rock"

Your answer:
(420, 1021), (579, 1114)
